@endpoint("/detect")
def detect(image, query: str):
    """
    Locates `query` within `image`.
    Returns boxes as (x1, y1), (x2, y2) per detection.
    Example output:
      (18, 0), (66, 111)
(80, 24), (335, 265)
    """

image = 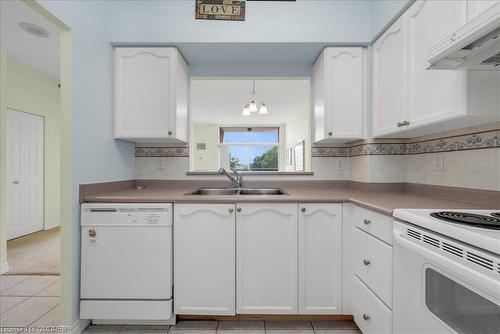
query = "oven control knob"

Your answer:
(363, 314), (370, 321)
(363, 259), (371, 266)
